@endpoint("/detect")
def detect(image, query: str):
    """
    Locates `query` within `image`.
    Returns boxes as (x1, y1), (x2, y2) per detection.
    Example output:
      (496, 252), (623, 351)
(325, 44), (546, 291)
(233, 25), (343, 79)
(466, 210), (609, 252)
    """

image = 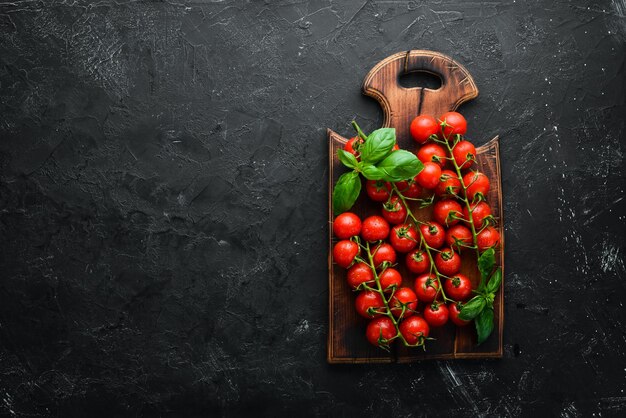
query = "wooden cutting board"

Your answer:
(327, 50), (504, 363)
